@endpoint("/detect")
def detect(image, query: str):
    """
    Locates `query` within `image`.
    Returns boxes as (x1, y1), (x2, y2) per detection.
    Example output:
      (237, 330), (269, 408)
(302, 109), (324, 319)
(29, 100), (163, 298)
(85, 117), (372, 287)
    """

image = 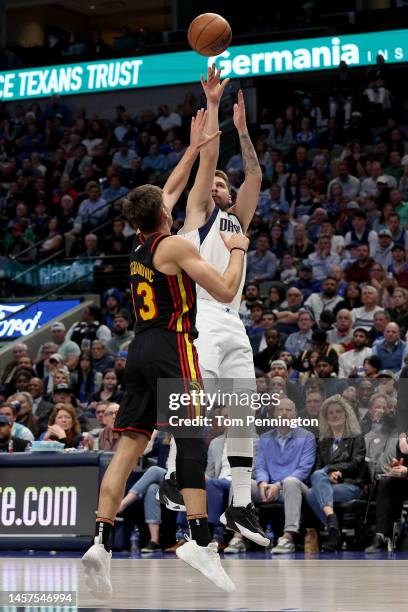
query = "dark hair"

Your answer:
(86, 304), (103, 322)
(364, 355), (382, 371)
(122, 185), (164, 232)
(76, 351), (97, 400)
